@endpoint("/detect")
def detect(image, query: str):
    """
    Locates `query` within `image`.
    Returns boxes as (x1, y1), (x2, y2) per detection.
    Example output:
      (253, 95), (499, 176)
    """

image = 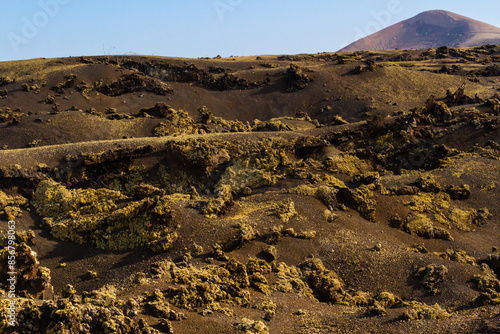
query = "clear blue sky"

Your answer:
(1, 0), (499, 62)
